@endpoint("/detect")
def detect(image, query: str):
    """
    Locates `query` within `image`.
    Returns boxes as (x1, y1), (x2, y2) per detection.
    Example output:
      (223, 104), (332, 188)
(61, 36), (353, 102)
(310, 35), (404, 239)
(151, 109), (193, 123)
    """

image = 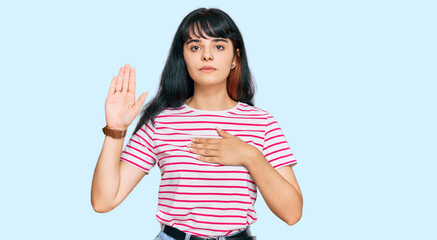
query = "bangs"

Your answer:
(181, 14), (238, 43)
